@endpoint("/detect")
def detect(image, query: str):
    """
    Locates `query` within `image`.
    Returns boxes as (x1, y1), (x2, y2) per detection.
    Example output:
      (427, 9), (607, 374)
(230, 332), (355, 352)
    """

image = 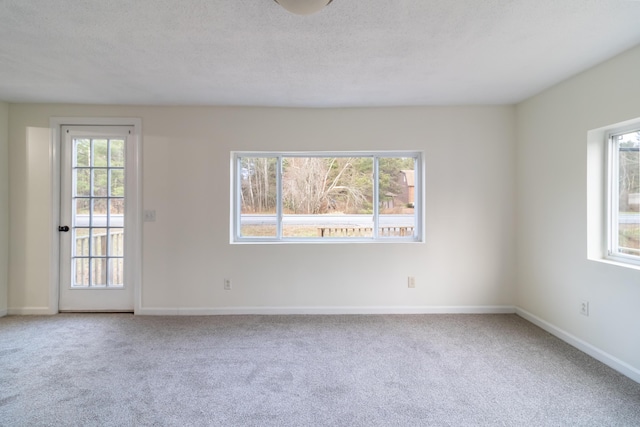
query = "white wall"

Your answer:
(0, 101), (8, 316)
(7, 105), (516, 313)
(516, 45), (640, 377)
